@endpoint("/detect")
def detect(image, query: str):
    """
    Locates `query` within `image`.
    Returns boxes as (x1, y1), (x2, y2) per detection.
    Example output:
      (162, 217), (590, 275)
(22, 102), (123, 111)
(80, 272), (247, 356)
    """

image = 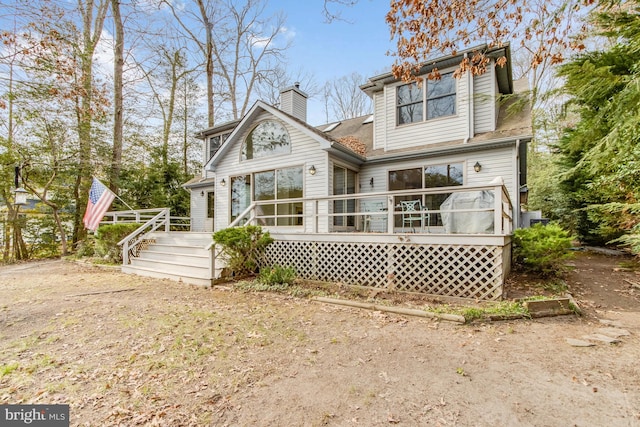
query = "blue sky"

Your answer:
(265, 0), (396, 125)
